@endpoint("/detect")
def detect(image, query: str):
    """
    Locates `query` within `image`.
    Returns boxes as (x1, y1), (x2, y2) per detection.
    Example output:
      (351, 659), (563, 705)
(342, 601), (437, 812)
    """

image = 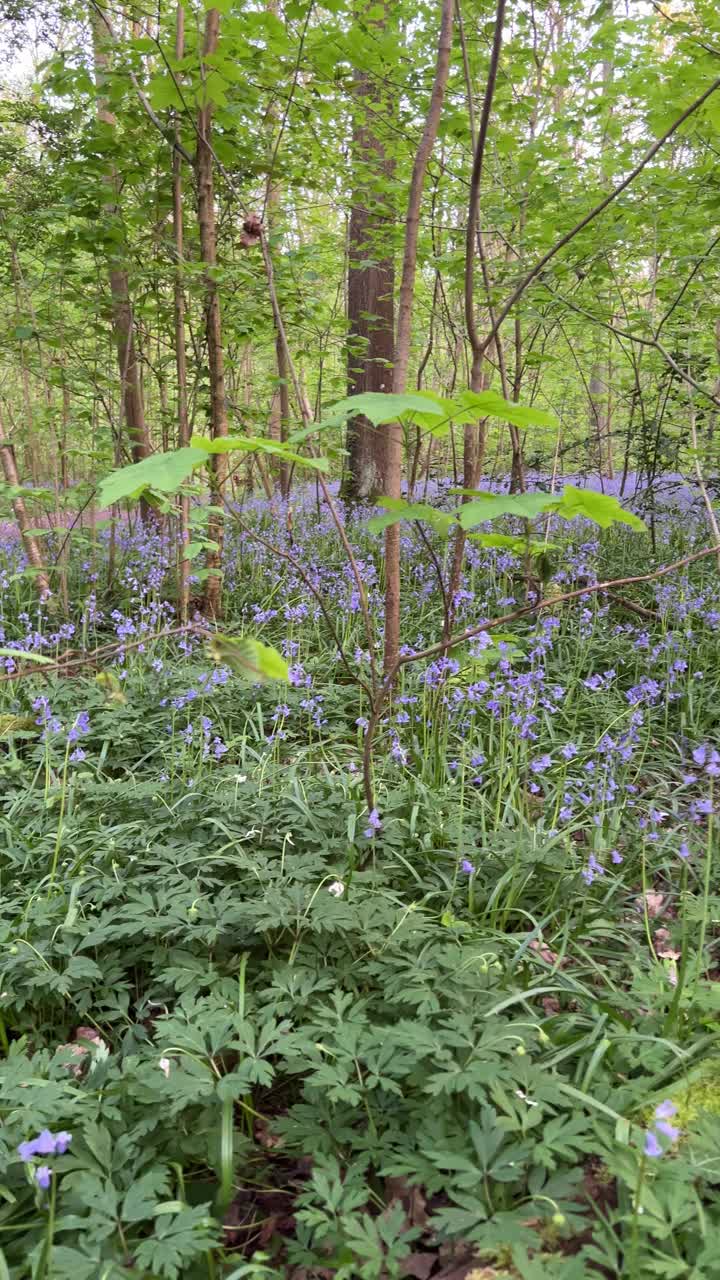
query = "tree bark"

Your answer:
(0, 407), (51, 599)
(90, 4), (152, 487)
(173, 4), (191, 622)
(197, 7), (229, 618)
(344, 2), (396, 502)
(383, 0), (454, 675)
